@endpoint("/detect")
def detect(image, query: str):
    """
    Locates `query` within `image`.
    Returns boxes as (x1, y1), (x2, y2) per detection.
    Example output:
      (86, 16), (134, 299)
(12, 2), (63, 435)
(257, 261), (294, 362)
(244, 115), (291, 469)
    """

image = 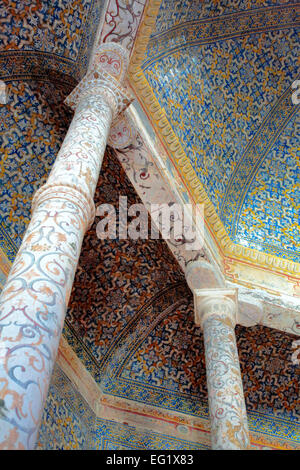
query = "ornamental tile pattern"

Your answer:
(37, 364), (208, 450)
(92, 418), (208, 450)
(235, 111), (299, 257)
(142, 0), (300, 261)
(66, 148), (186, 367)
(36, 364), (94, 450)
(0, 0), (105, 82)
(64, 152), (299, 449)
(0, 80), (73, 261)
(153, 0), (297, 34)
